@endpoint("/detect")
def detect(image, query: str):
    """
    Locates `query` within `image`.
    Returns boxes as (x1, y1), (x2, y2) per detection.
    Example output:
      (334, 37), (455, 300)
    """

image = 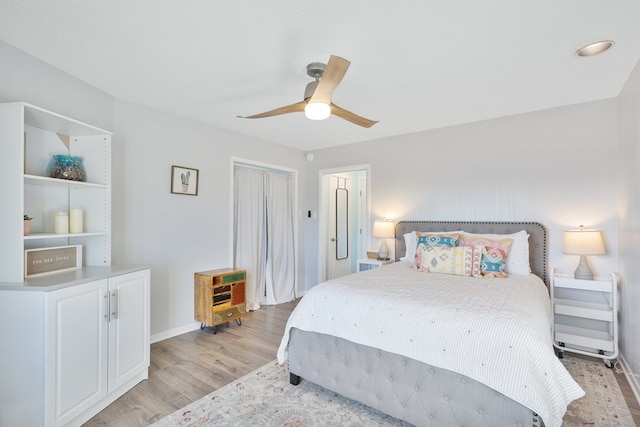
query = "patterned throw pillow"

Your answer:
(414, 232), (461, 266)
(460, 237), (513, 278)
(417, 244), (483, 277)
